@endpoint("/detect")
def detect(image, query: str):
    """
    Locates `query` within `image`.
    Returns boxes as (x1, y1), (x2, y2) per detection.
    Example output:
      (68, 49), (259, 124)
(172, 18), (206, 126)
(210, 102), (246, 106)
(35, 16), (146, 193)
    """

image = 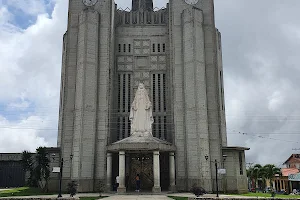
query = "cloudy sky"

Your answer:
(0, 0), (299, 166)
